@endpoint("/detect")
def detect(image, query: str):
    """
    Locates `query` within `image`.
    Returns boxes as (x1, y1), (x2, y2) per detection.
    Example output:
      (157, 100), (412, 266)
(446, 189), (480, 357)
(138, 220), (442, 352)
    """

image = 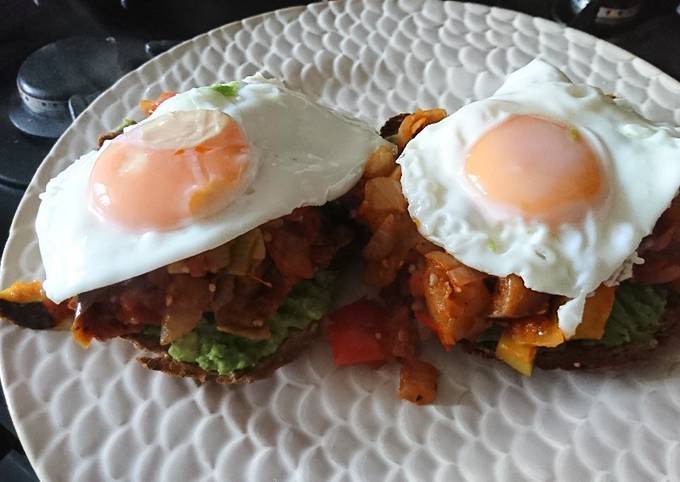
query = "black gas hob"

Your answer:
(1, 0), (680, 480)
